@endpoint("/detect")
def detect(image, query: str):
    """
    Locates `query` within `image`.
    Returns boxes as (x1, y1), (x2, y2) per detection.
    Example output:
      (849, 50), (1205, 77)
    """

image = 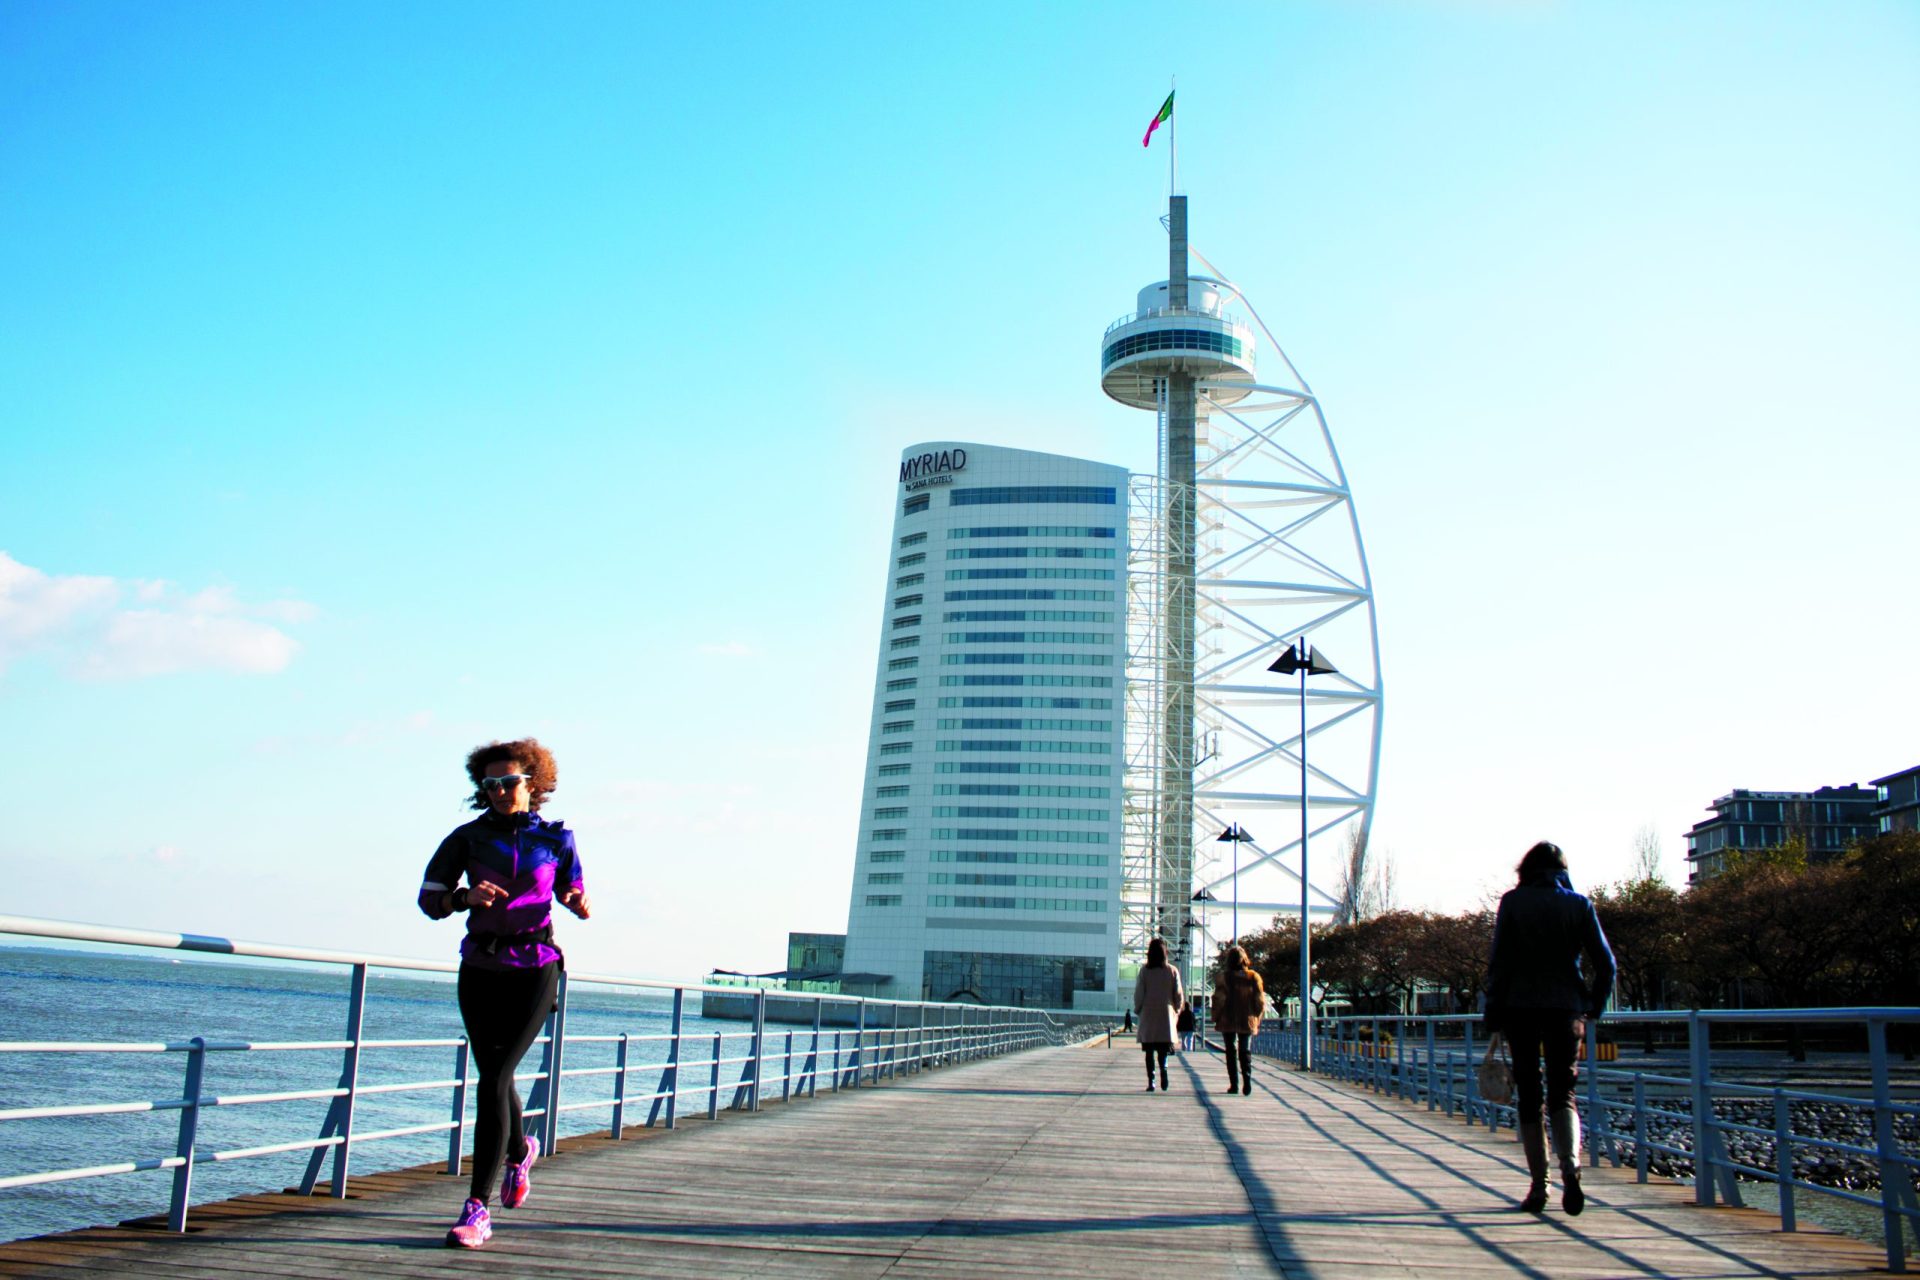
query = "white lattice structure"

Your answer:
(1110, 199), (1383, 971)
